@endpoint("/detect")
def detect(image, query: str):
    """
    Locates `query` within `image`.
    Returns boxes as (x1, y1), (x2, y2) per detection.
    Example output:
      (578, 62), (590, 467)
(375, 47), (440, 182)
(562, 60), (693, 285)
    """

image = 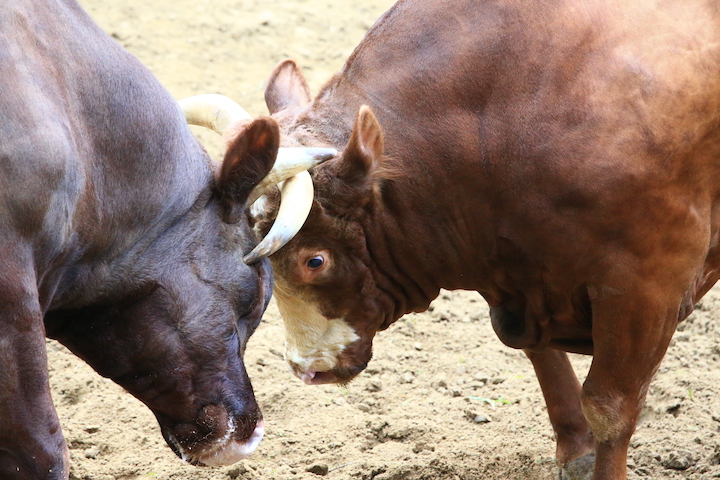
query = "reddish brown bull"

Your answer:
(216, 0), (720, 478)
(0, 1), (331, 478)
